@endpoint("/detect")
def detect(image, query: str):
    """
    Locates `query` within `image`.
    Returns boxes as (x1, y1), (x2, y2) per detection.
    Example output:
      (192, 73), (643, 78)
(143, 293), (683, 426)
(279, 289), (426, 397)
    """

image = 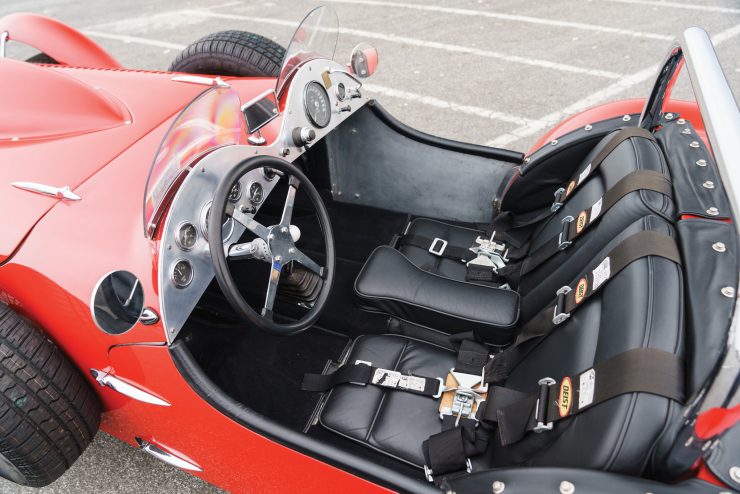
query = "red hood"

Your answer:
(0, 61), (206, 263)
